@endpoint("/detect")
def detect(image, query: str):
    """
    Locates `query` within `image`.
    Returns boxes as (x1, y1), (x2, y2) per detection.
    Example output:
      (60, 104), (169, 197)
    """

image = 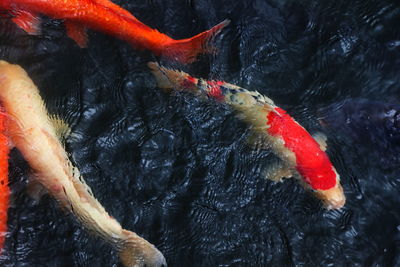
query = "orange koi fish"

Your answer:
(148, 62), (346, 210)
(0, 108), (9, 254)
(0, 61), (166, 267)
(0, 0), (229, 63)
